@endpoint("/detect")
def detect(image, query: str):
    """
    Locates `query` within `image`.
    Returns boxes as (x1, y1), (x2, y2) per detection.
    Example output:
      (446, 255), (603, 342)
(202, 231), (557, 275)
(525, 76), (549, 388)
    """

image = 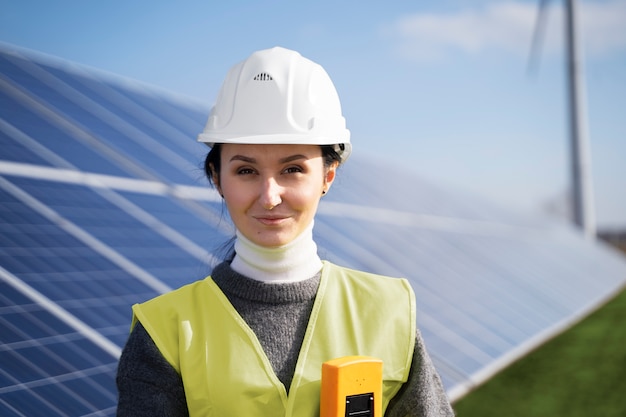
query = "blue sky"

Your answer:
(1, 0), (625, 230)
